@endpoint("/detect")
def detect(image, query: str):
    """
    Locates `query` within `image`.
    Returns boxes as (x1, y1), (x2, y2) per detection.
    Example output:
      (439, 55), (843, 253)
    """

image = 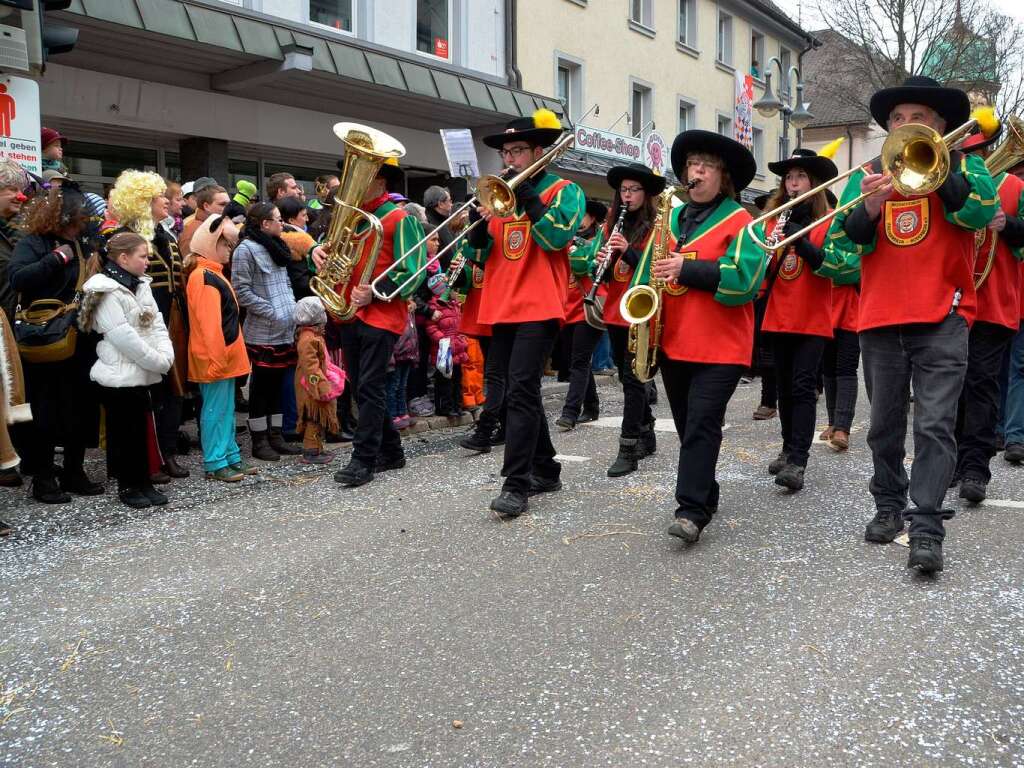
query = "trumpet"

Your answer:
(745, 115), (990, 253)
(584, 206), (626, 307)
(370, 131), (576, 301)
